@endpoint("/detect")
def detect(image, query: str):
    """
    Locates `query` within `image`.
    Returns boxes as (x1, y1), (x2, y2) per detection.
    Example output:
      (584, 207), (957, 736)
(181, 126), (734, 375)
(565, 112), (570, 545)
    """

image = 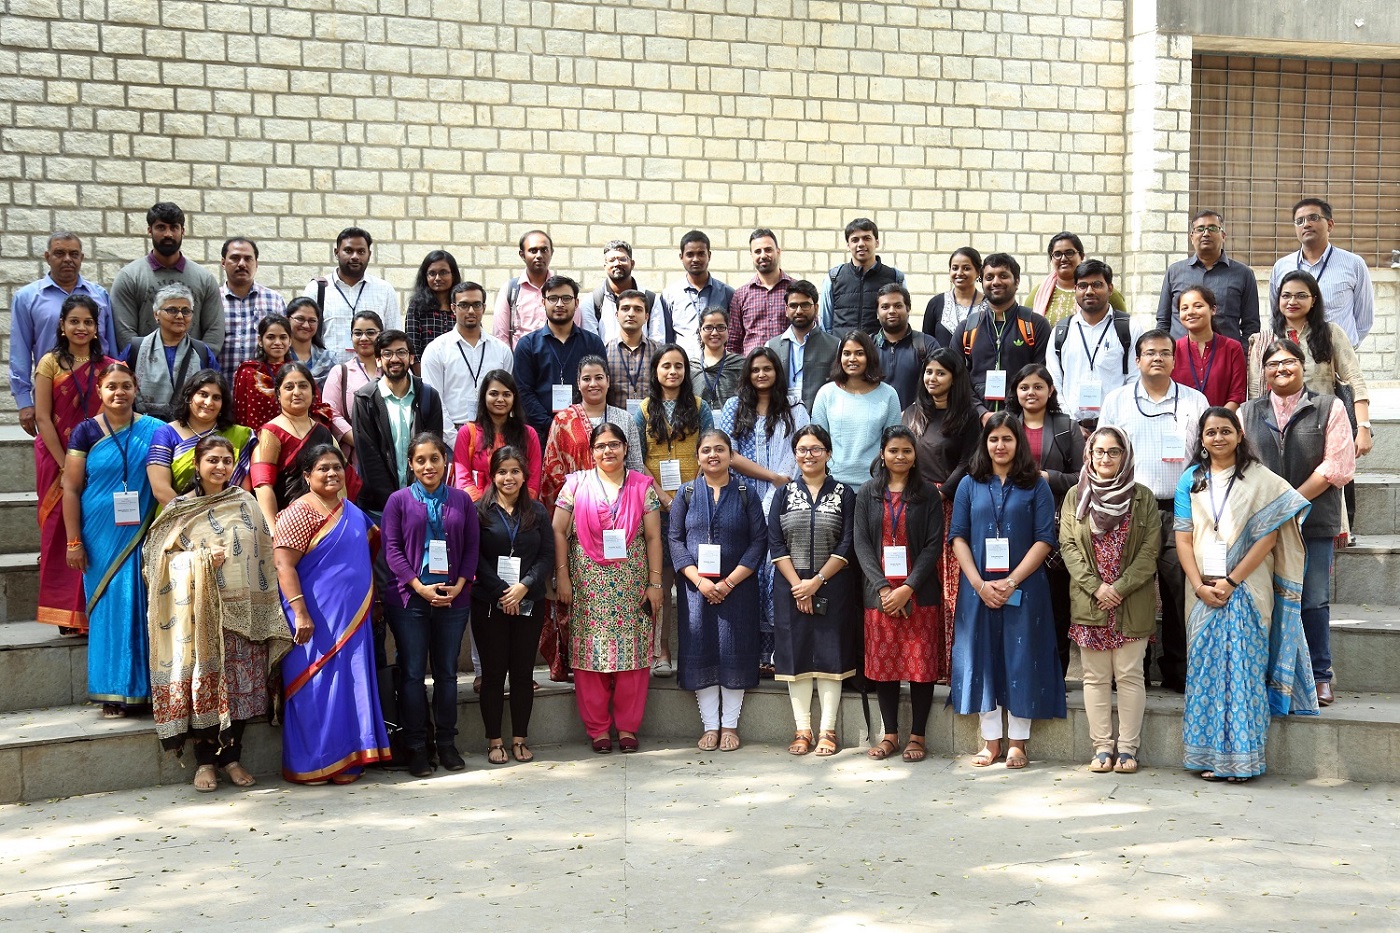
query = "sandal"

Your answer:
(788, 730), (814, 756)
(591, 735), (613, 754)
(1199, 770), (1226, 782)
(814, 730), (839, 757)
(487, 743), (509, 765)
(718, 729), (740, 752)
(971, 742), (1002, 767)
(867, 736), (899, 761)
(221, 761), (256, 787)
(1005, 745), (1029, 770)
(1114, 753), (1138, 774)
(901, 736), (927, 763)
(512, 741), (534, 763)
(697, 730), (720, 752)
(101, 703), (125, 719)
(193, 764), (218, 793)
(330, 771), (361, 785)
(1089, 751), (1114, 773)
